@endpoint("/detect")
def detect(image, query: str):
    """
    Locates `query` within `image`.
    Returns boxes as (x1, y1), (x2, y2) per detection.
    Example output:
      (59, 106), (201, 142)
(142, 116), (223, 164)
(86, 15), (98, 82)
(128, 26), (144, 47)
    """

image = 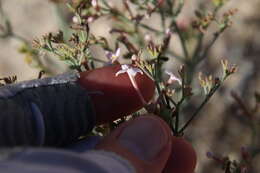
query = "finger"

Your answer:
(95, 115), (172, 173)
(163, 137), (197, 173)
(79, 64), (155, 124)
